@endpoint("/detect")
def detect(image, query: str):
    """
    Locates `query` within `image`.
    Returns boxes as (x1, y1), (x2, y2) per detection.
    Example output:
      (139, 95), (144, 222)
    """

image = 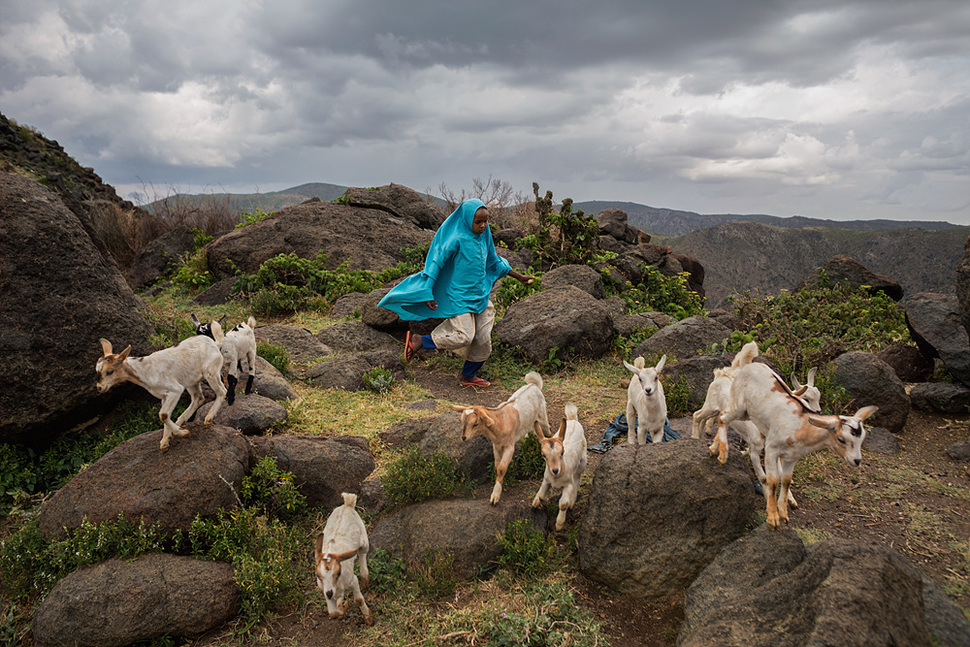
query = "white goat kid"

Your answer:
(190, 314), (257, 405)
(691, 341), (760, 440)
(716, 360), (877, 530)
(532, 403), (587, 531)
(314, 493), (373, 626)
(623, 355), (667, 445)
(96, 327), (227, 452)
